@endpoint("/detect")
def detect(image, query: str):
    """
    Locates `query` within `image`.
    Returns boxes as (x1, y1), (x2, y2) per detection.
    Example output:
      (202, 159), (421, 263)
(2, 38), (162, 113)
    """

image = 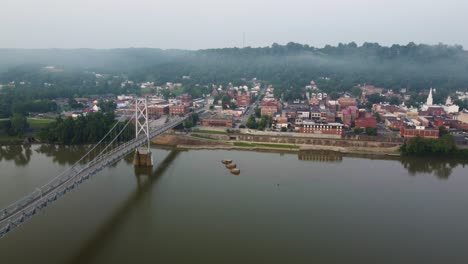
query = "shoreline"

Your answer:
(172, 144), (401, 157)
(152, 133), (402, 158)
